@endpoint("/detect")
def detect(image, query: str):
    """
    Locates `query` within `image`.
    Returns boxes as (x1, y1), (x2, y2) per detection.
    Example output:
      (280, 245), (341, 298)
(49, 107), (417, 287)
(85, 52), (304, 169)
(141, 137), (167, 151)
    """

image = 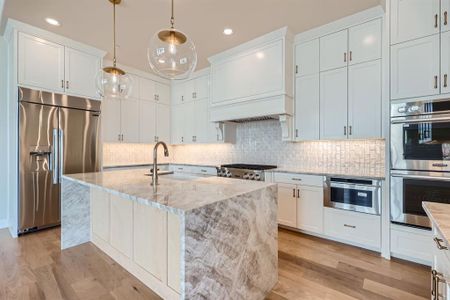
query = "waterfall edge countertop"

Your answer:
(423, 202), (450, 244)
(62, 168), (276, 215)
